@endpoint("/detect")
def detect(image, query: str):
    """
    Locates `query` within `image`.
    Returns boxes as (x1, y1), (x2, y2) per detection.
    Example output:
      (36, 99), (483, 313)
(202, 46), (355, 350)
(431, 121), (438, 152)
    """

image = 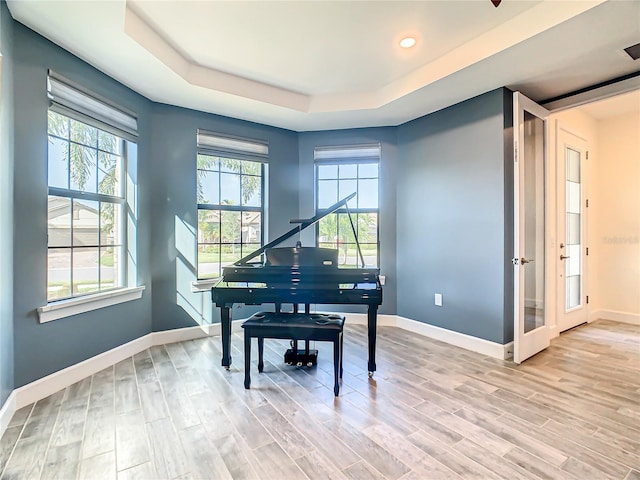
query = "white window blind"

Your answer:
(314, 144), (381, 163)
(47, 71), (138, 140)
(197, 129), (269, 161)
